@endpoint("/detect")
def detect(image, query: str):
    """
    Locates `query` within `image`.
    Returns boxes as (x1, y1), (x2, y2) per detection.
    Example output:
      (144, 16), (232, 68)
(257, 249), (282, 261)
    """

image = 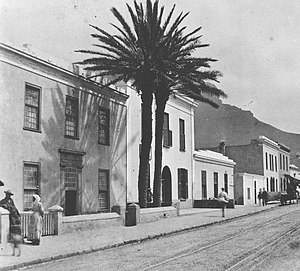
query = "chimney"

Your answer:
(219, 140), (226, 155)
